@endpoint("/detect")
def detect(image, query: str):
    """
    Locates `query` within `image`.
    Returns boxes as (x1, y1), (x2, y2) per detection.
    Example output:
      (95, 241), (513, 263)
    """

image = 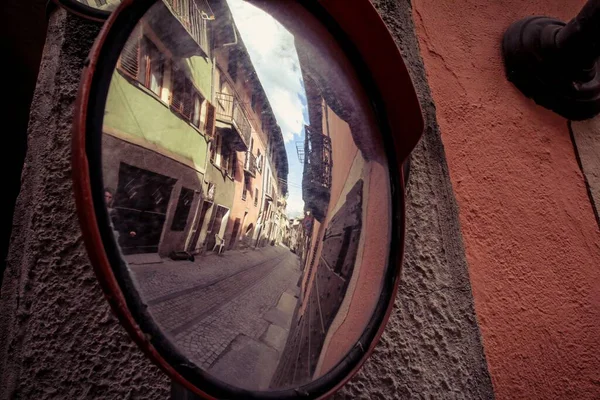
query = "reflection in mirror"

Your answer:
(74, 0), (121, 11)
(101, 0), (391, 392)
